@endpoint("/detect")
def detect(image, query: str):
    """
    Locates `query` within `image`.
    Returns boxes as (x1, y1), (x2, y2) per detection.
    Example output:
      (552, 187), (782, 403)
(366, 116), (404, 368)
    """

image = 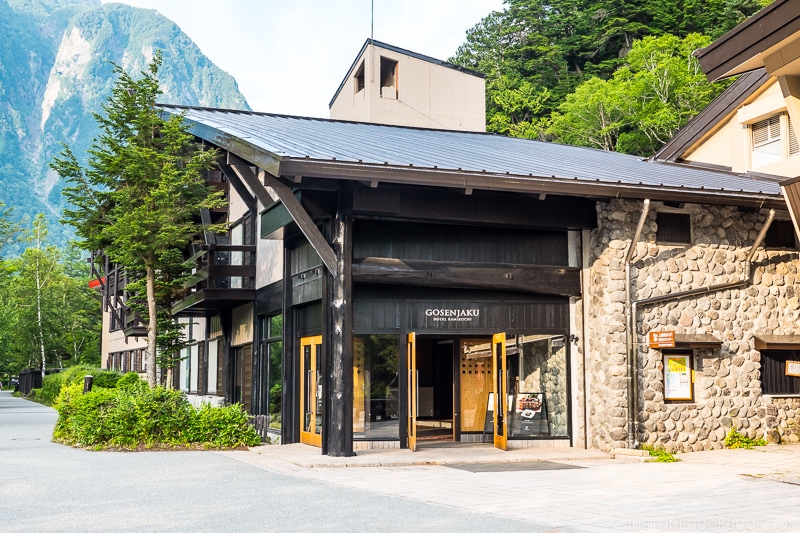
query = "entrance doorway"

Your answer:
(407, 334), (504, 451)
(406, 333), (570, 451)
(299, 335), (322, 447)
